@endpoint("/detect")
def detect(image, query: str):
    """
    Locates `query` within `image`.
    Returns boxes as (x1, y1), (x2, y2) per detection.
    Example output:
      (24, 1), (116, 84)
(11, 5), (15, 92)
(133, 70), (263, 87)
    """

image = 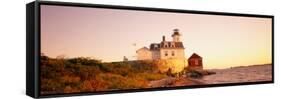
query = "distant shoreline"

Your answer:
(204, 63), (272, 70)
